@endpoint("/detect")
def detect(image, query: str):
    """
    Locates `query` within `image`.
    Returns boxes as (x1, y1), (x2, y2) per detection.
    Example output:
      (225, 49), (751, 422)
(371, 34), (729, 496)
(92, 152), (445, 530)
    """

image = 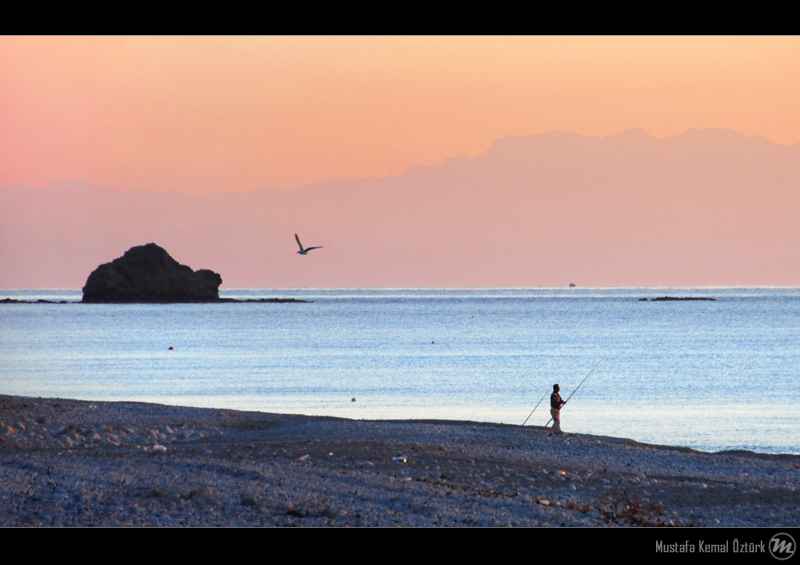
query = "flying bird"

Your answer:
(295, 233), (323, 255)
